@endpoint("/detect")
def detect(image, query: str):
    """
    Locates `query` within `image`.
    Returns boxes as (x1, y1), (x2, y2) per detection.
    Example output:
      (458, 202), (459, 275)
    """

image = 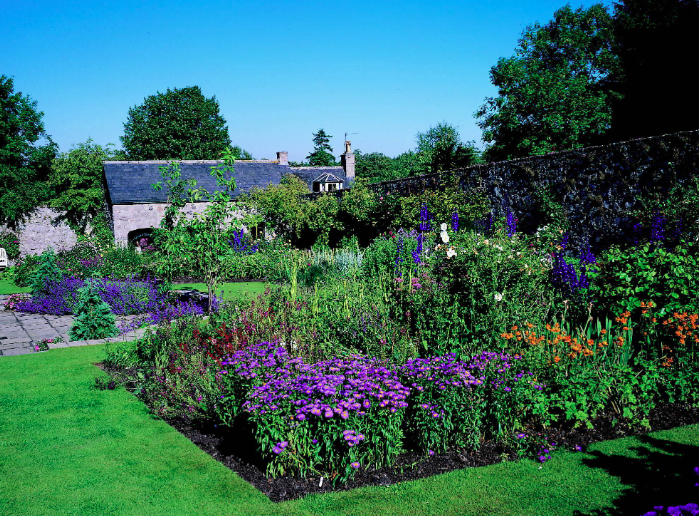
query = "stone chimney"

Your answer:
(276, 151), (288, 166)
(340, 141), (355, 180)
